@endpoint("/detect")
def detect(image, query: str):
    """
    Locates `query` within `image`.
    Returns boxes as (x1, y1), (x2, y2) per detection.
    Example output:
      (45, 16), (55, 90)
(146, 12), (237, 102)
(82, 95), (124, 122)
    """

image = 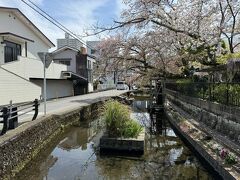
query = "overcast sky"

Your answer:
(0, 0), (124, 48)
